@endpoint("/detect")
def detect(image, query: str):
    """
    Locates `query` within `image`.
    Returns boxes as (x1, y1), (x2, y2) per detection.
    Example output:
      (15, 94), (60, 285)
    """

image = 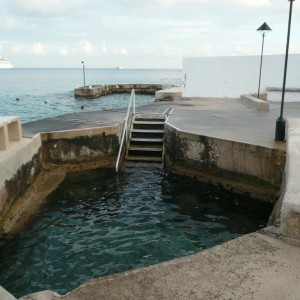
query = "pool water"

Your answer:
(0, 166), (273, 298)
